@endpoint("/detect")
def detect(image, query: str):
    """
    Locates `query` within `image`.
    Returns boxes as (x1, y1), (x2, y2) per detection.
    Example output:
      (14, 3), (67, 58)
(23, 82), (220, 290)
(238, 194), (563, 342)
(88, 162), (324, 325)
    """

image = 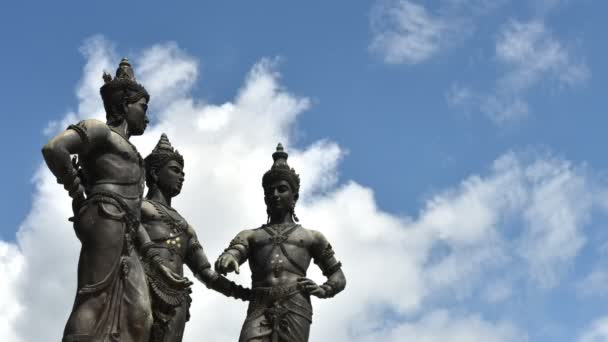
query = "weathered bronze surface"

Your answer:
(141, 133), (251, 342)
(42, 57), (345, 341)
(41, 58), (172, 342)
(215, 144), (347, 342)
